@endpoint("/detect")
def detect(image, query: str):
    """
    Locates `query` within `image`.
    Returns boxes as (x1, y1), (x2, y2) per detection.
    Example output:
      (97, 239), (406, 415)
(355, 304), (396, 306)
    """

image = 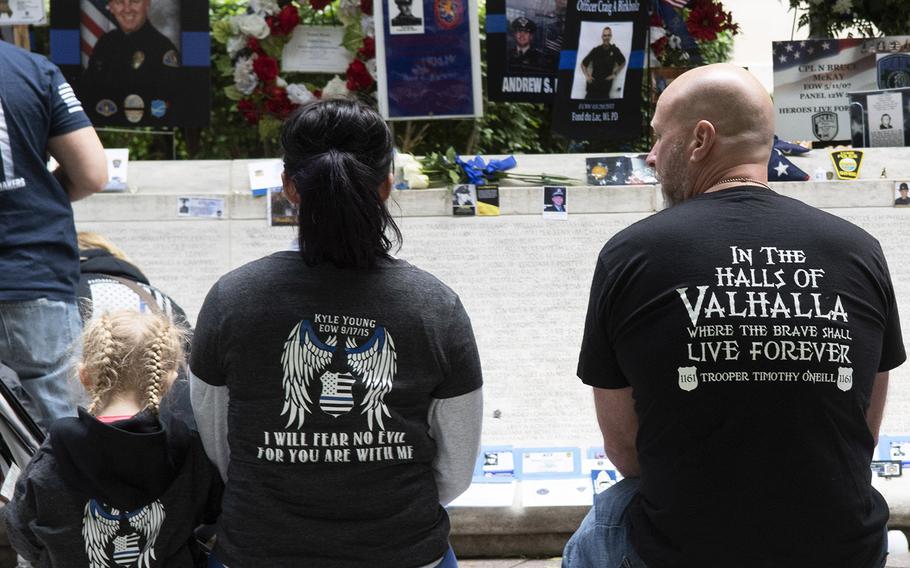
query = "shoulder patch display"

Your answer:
(150, 99), (167, 118)
(95, 99), (118, 118)
(163, 50), (179, 68)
